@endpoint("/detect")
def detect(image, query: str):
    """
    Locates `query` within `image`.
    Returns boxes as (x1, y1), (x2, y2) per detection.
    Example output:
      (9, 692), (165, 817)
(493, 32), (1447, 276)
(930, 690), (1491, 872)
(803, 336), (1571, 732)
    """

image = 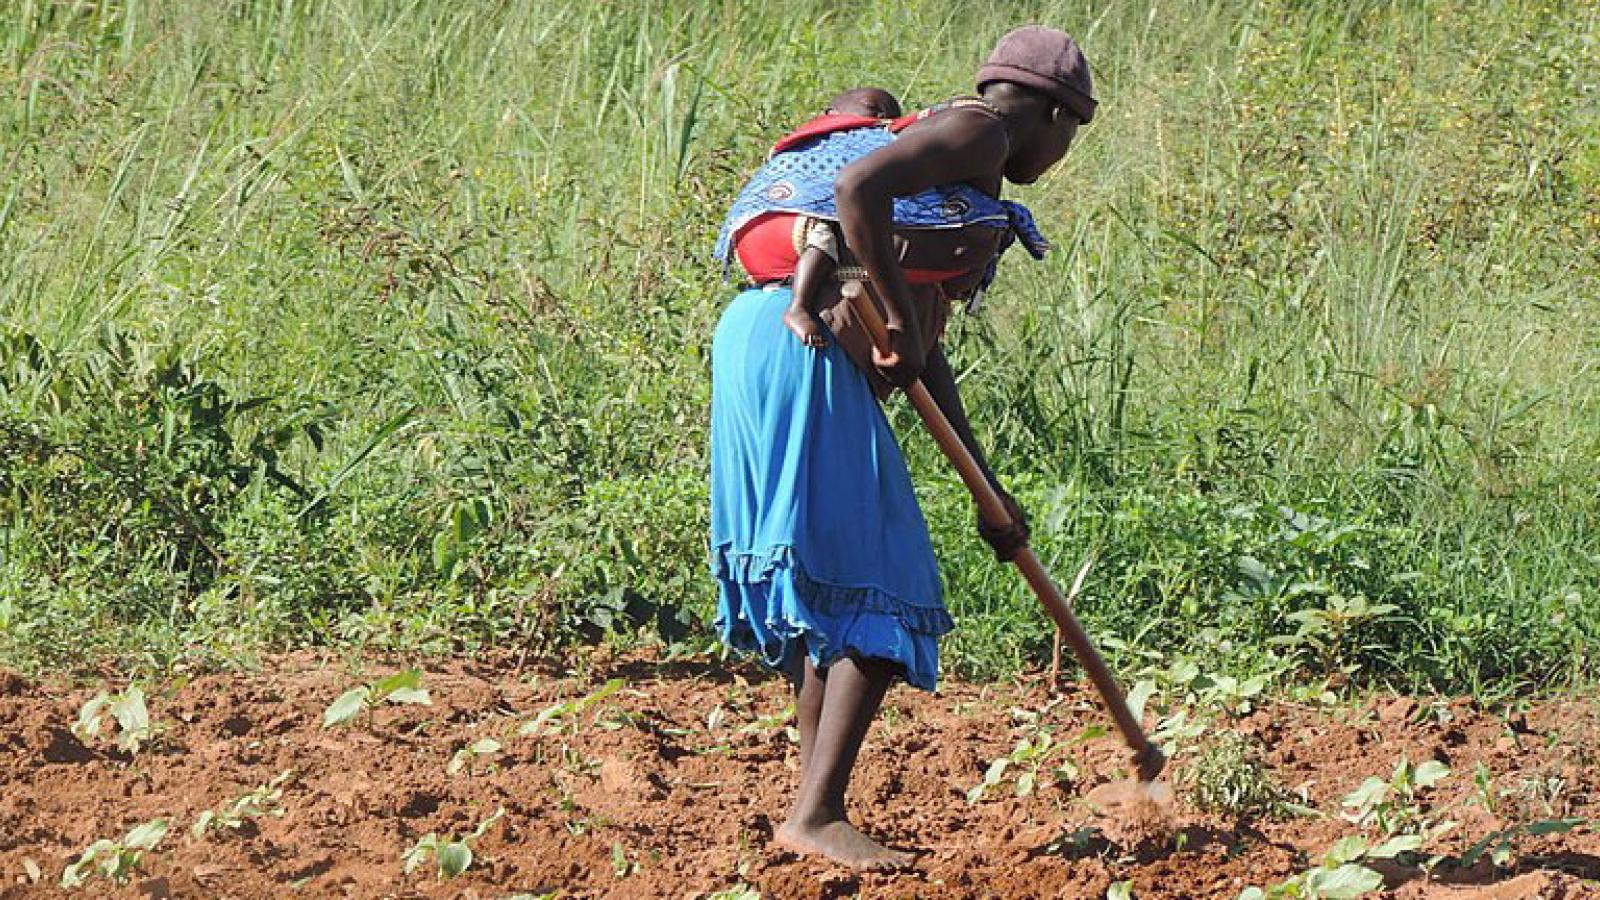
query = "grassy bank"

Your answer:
(1, 0), (1596, 694)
